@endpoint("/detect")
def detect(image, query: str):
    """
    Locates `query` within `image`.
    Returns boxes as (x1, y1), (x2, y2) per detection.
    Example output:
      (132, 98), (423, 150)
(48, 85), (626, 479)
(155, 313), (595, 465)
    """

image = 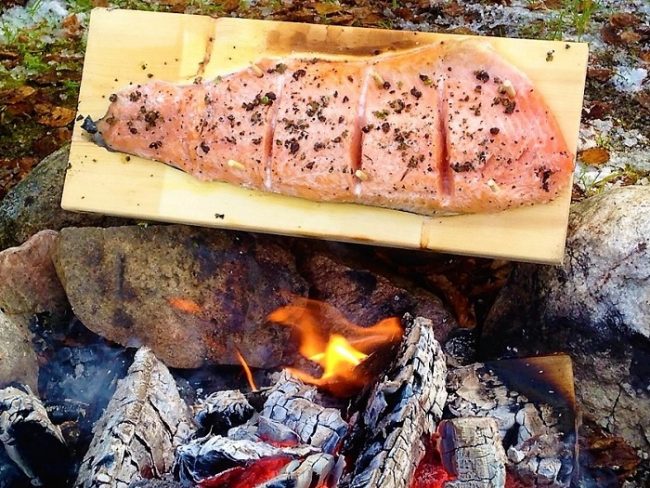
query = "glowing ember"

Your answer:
(411, 435), (453, 488)
(197, 456), (291, 487)
(268, 298), (402, 395)
(235, 349), (258, 391)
